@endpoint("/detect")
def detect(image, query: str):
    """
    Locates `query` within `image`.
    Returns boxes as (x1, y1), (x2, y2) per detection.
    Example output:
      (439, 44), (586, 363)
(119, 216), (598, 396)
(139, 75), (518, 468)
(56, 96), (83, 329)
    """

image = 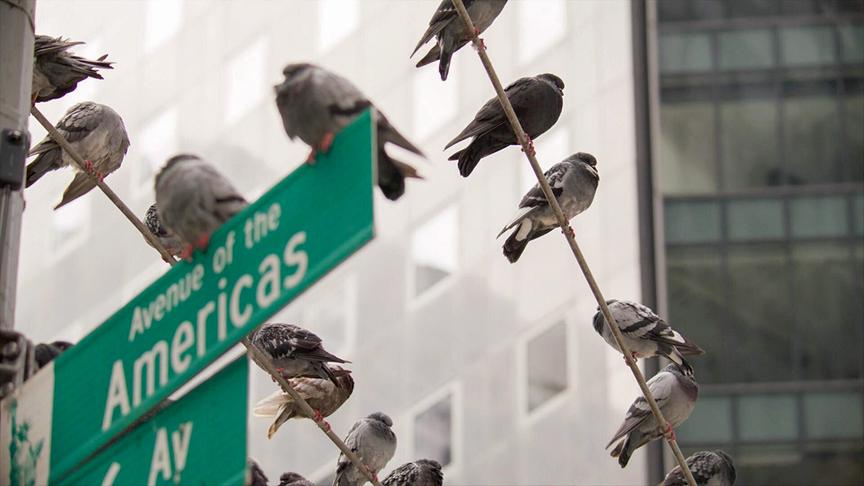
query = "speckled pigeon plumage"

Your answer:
(253, 367), (354, 439)
(32, 35), (113, 103)
(412, 0), (508, 80)
(593, 300), (705, 374)
(26, 101), (130, 209)
(663, 450), (736, 486)
(445, 73), (564, 177)
(275, 63), (424, 200)
(250, 323), (349, 388)
(334, 412), (397, 486)
(279, 472), (314, 486)
(144, 203), (184, 259)
(246, 458), (269, 486)
(498, 152), (598, 262)
(154, 154), (247, 257)
(607, 364), (699, 468)
(382, 459), (443, 486)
